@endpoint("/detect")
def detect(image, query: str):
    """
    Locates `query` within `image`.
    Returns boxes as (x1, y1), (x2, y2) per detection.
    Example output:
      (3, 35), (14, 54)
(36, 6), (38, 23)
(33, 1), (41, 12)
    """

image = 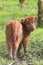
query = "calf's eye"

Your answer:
(26, 22), (30, 24)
